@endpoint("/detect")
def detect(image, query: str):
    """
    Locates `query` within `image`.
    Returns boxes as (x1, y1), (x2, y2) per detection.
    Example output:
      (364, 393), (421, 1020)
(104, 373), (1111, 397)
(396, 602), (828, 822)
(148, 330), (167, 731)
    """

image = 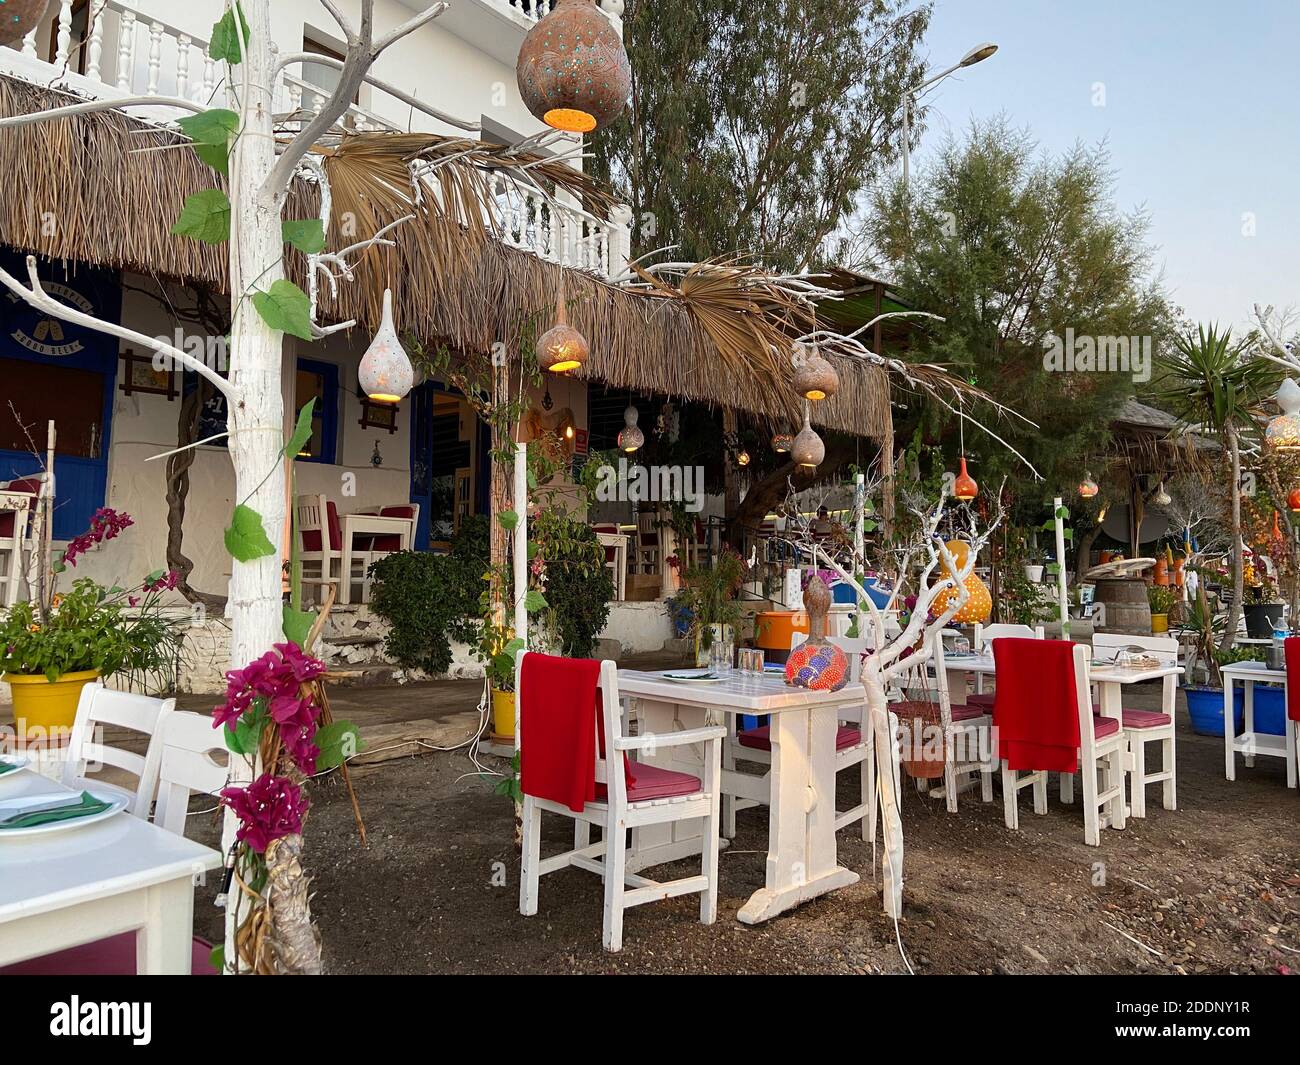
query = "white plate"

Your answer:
(662, 671), (723, 684)
(0, 753), (33, 780)
(0, 786), (128, 838)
